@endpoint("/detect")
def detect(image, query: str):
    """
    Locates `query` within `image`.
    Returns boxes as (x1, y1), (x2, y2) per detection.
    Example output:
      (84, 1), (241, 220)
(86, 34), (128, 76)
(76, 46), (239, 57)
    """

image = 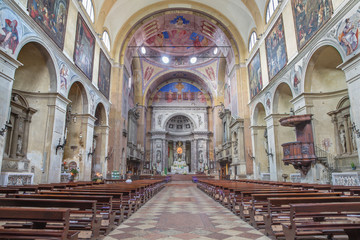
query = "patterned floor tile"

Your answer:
(104, 181), (270, 240)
